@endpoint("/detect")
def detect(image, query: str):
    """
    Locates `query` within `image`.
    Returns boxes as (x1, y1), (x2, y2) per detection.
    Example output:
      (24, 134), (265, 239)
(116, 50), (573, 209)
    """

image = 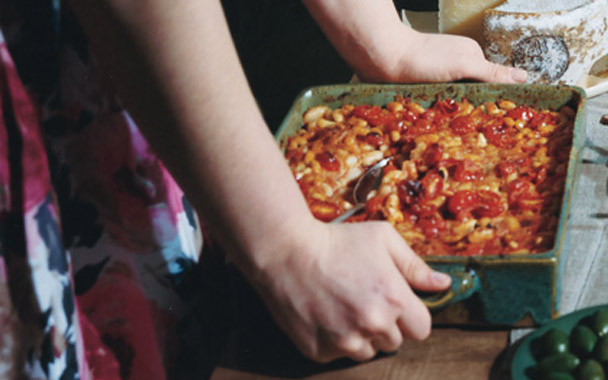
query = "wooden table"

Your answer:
(210, 92), (608, 380)
(211, 328), (511, 380)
